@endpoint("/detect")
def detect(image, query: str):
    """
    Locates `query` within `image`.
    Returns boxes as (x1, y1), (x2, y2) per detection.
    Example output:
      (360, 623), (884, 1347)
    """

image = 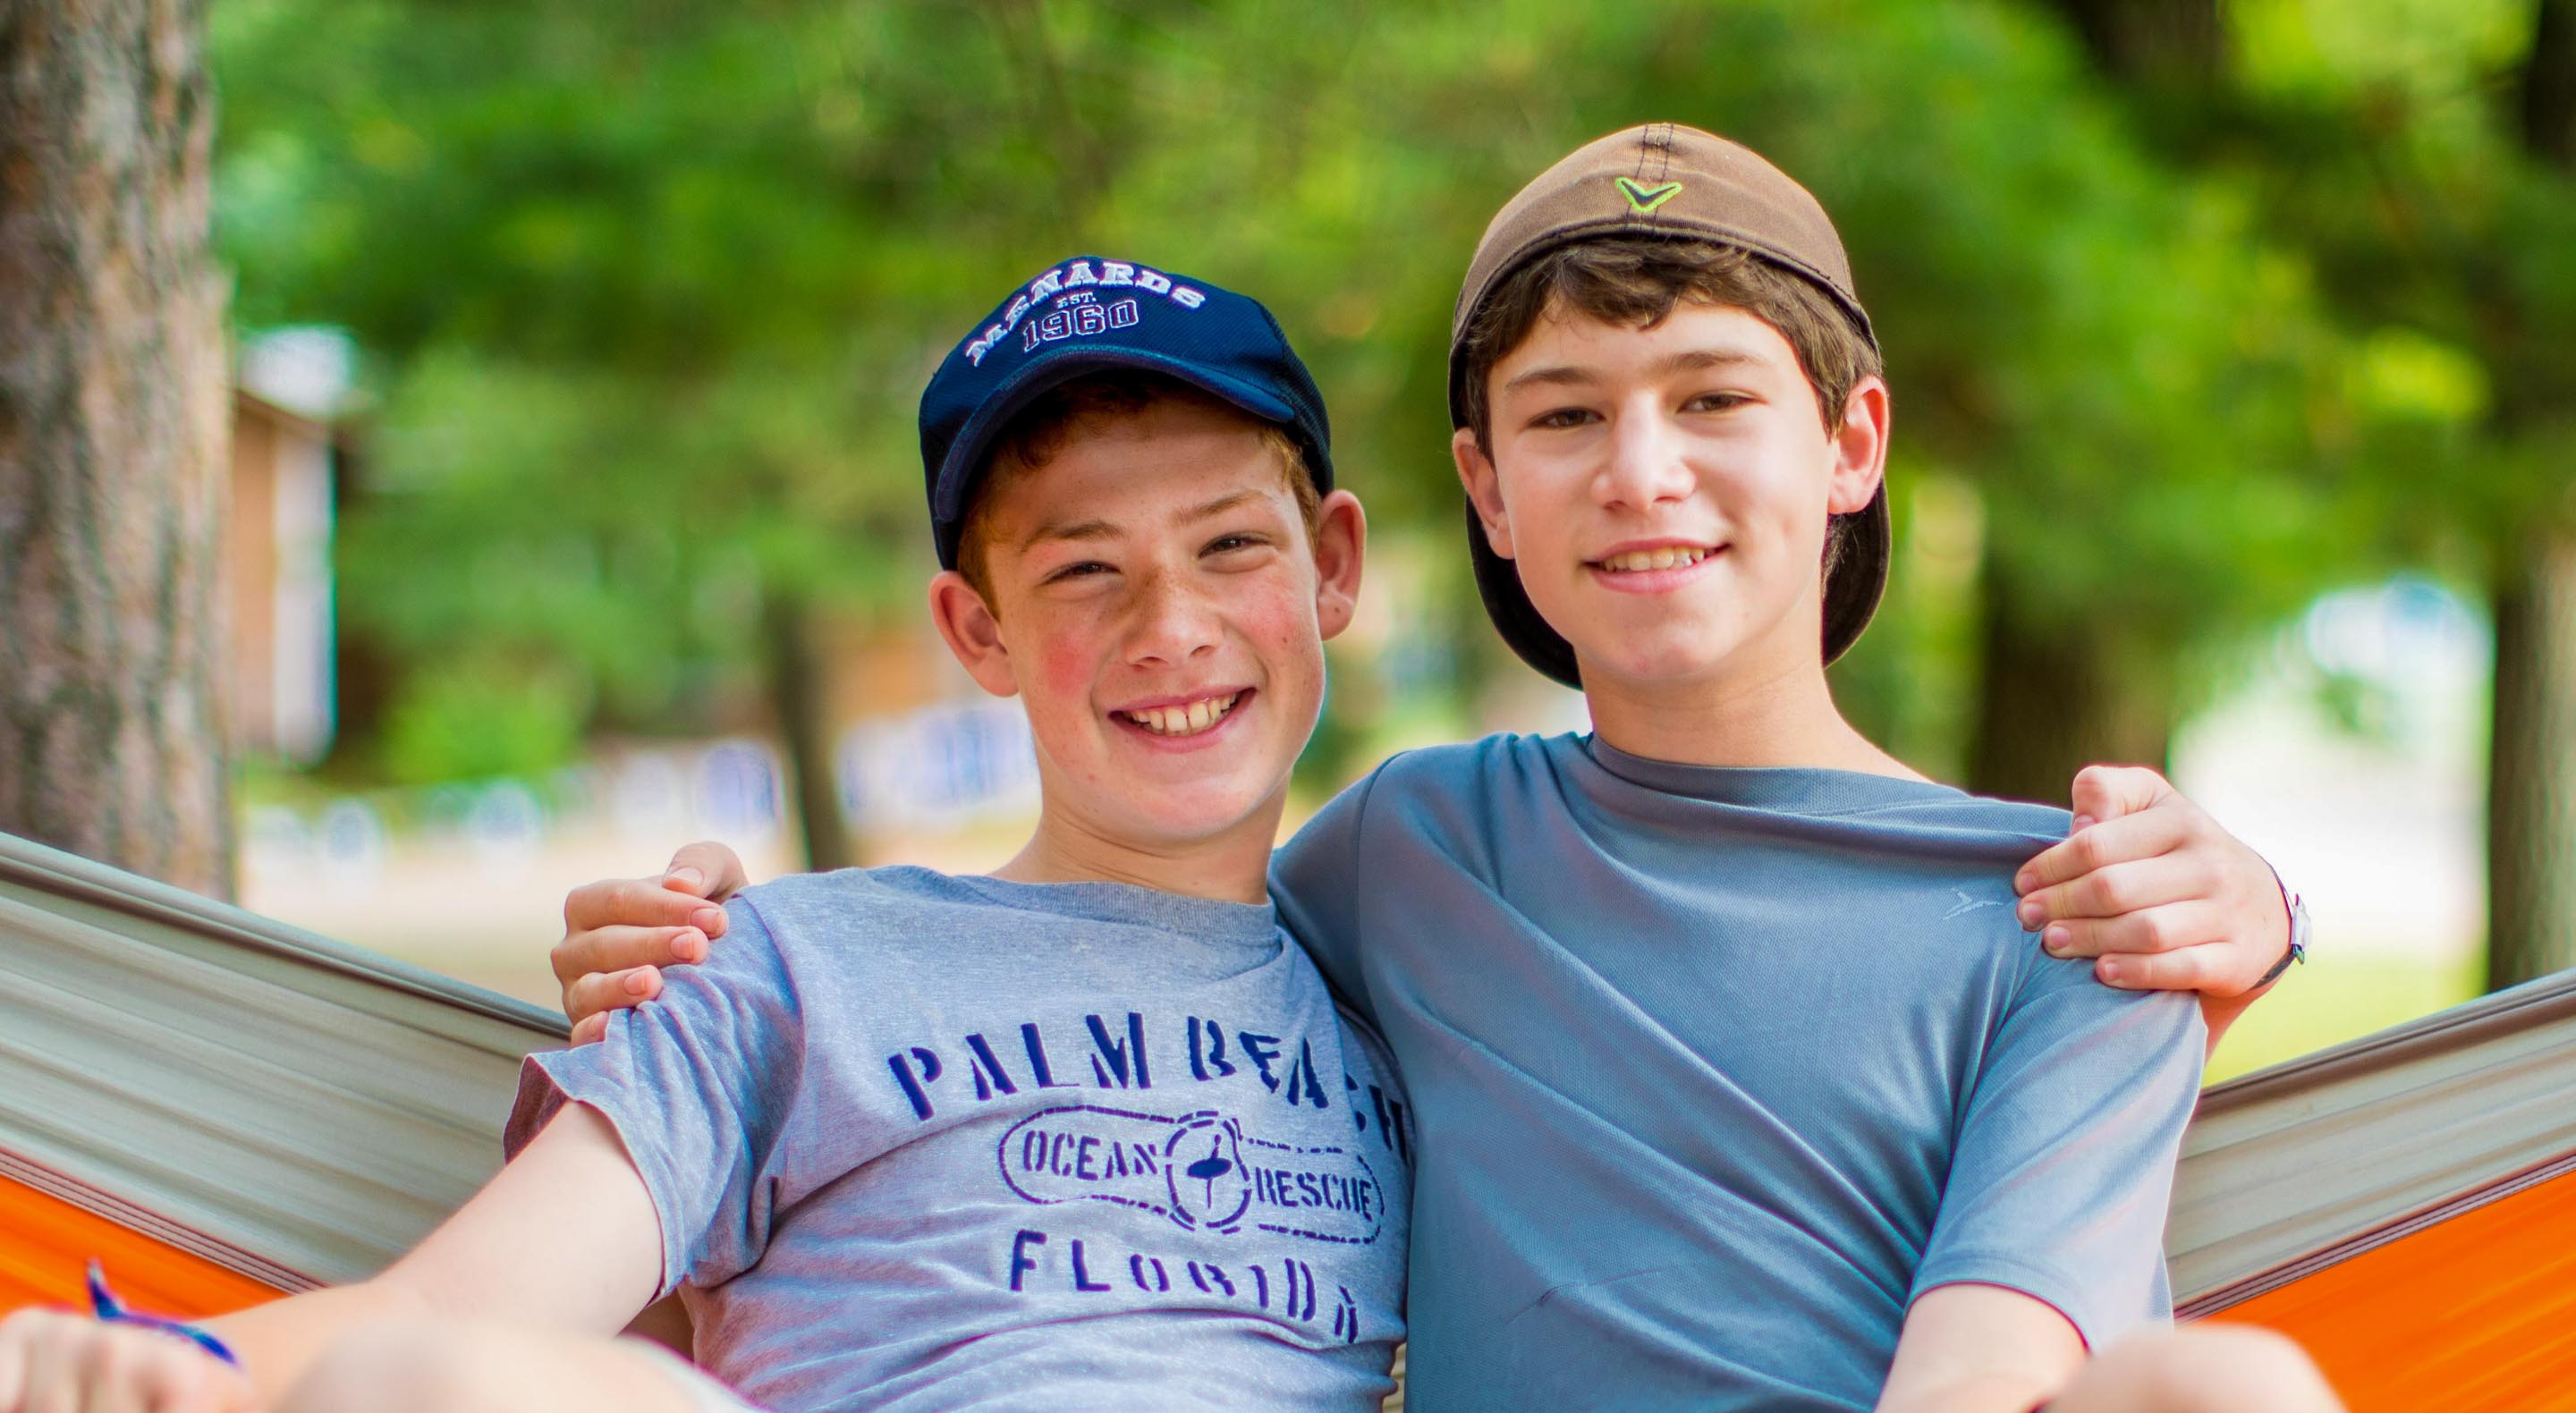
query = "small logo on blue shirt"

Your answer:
(1942, 888), (2011, 921)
